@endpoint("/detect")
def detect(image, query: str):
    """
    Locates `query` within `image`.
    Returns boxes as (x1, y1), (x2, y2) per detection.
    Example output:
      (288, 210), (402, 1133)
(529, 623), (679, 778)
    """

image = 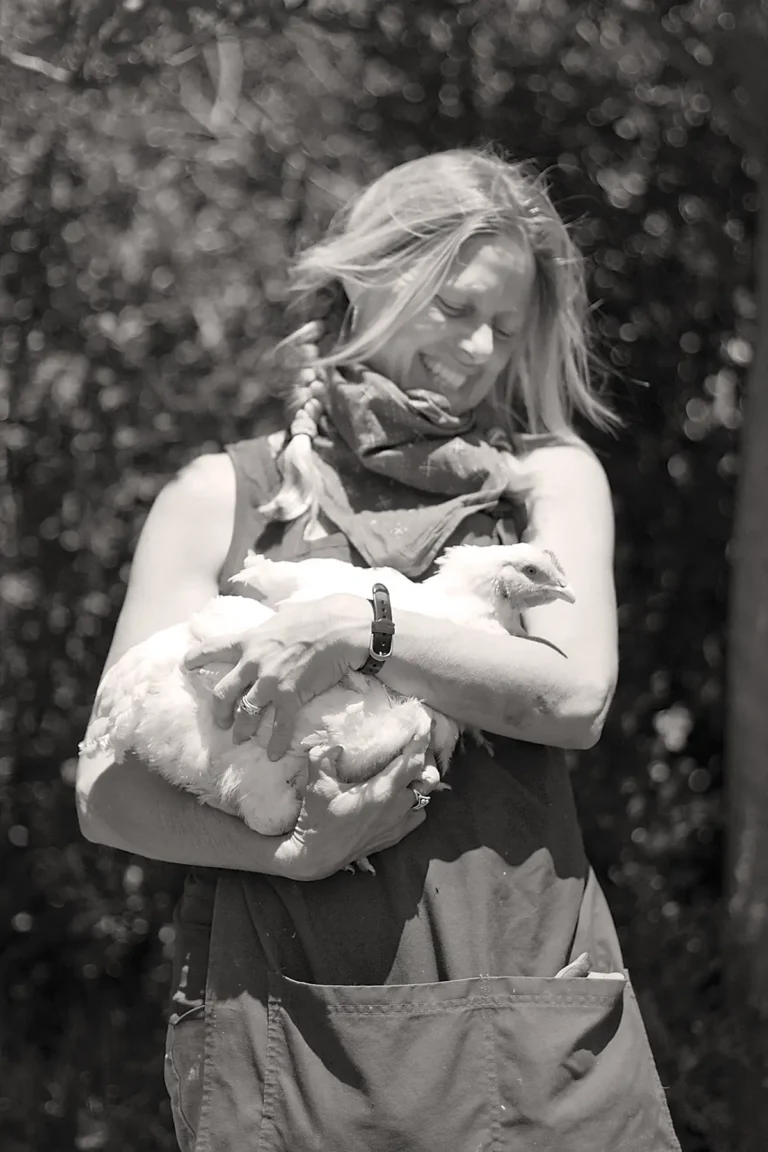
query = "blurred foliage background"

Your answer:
(2, 1), (766, 1149)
